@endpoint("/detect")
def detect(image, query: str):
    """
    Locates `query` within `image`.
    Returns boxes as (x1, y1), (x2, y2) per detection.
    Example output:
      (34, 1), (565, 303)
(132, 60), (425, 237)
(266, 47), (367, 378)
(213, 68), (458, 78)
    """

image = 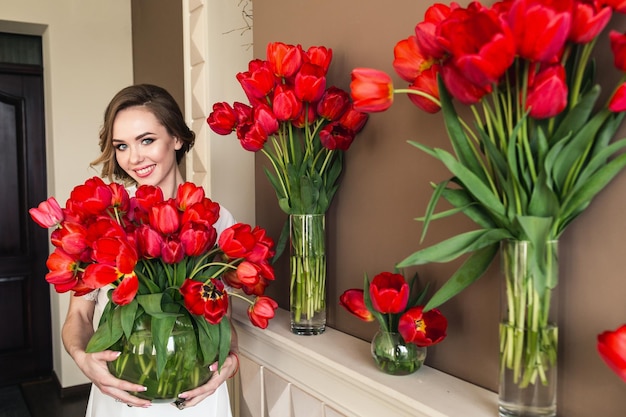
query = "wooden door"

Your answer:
(0, 63), (52, 385)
